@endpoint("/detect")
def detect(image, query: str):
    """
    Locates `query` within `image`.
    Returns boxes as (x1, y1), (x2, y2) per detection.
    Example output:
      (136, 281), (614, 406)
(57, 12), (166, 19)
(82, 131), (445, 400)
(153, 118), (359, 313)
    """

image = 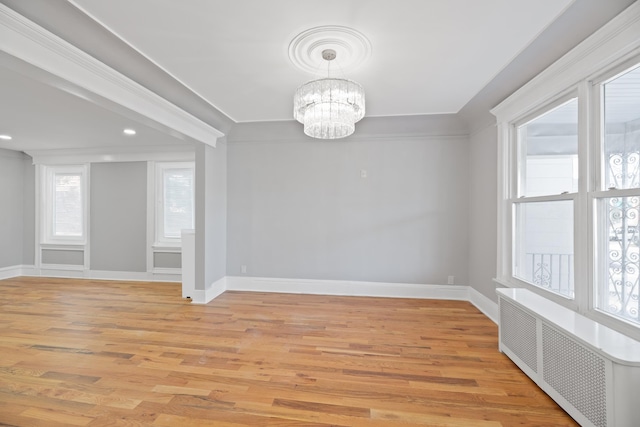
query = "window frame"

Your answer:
(587, 58), (640, 332)
(504, 89), (582, 309)
(494, 25), (640, 340)
(153, 161), (195, 247)
(40, 164), (89, 245)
